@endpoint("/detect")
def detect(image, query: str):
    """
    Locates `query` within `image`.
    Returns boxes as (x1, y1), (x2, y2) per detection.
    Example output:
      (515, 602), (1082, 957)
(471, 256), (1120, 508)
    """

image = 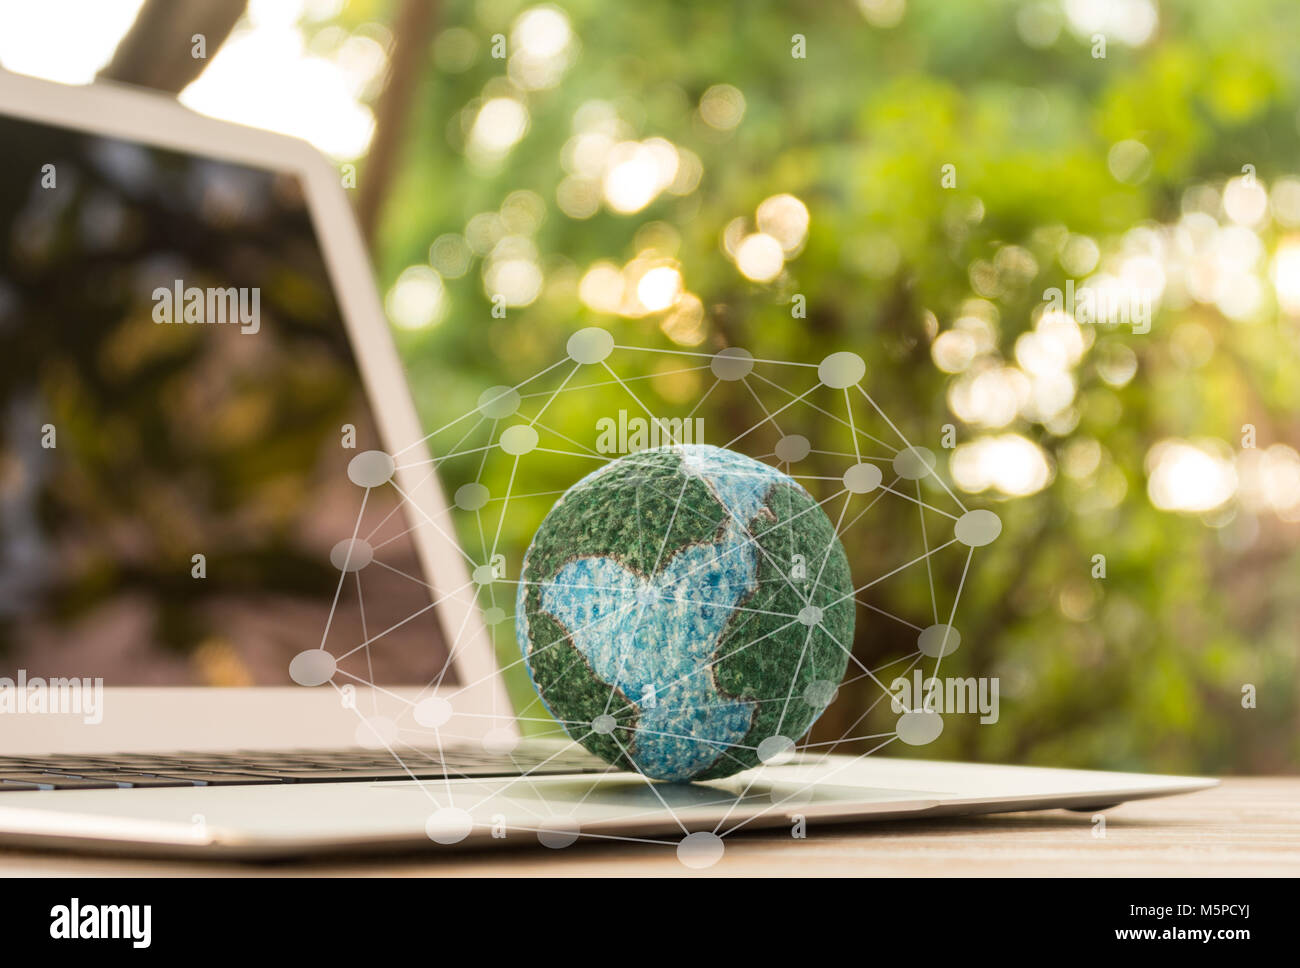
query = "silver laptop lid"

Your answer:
(0, 72), (510, 752)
